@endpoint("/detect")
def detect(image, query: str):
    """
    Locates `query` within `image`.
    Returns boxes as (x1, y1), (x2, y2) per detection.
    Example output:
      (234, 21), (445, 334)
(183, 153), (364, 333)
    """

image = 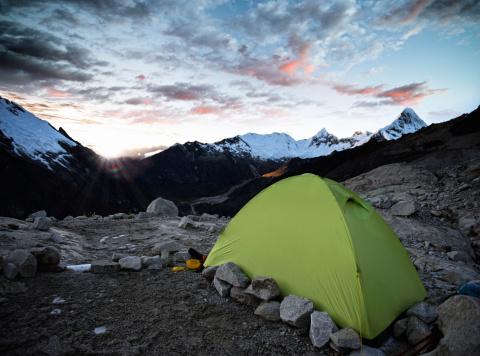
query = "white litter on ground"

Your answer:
(66, 264), (91, 272)
(94, 326), (106, 334)
(51, 309), (61, 314)
(52, 297), (65, 303)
